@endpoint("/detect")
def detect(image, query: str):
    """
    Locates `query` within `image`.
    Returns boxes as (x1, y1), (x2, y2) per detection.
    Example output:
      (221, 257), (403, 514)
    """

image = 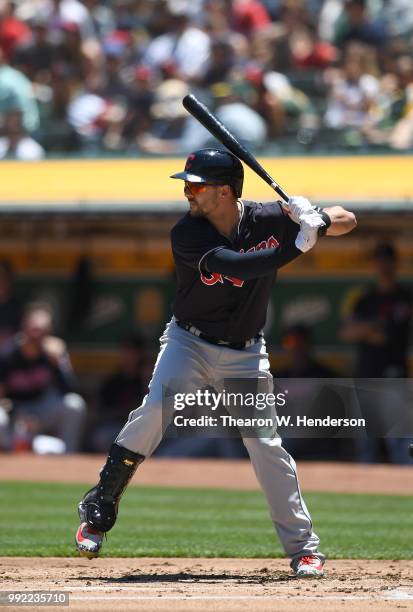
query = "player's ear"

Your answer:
(220, 185), (231, 197)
